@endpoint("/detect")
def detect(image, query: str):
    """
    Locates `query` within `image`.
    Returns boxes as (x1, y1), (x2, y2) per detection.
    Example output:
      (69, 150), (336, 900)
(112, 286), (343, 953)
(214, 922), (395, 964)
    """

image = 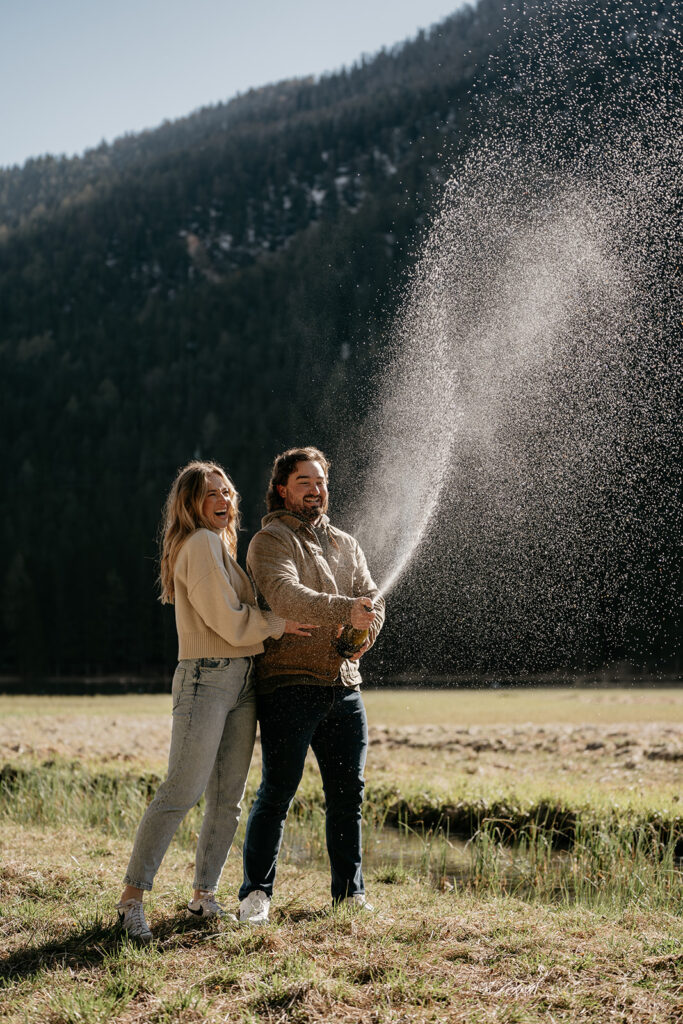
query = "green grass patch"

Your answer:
(1, 759), (680, 915)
